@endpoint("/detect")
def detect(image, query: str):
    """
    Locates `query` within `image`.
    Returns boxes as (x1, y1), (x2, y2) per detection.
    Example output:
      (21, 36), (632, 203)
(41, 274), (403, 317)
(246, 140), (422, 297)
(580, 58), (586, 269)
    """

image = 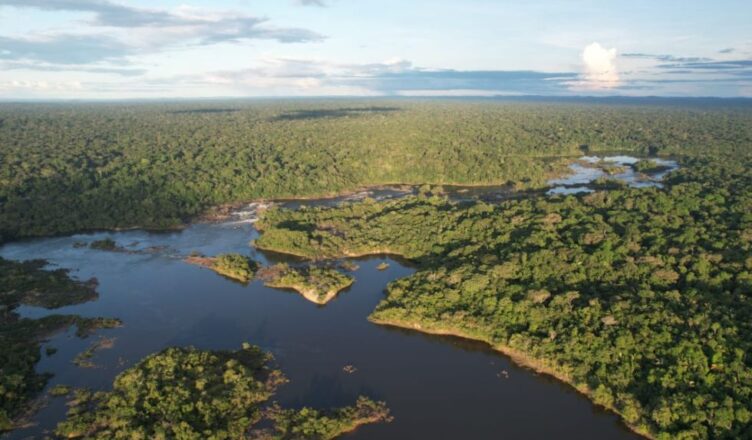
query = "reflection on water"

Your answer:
(218, 155), (679, 220)
(0, 157), (661, 439)
(547, 155), (679, 195)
